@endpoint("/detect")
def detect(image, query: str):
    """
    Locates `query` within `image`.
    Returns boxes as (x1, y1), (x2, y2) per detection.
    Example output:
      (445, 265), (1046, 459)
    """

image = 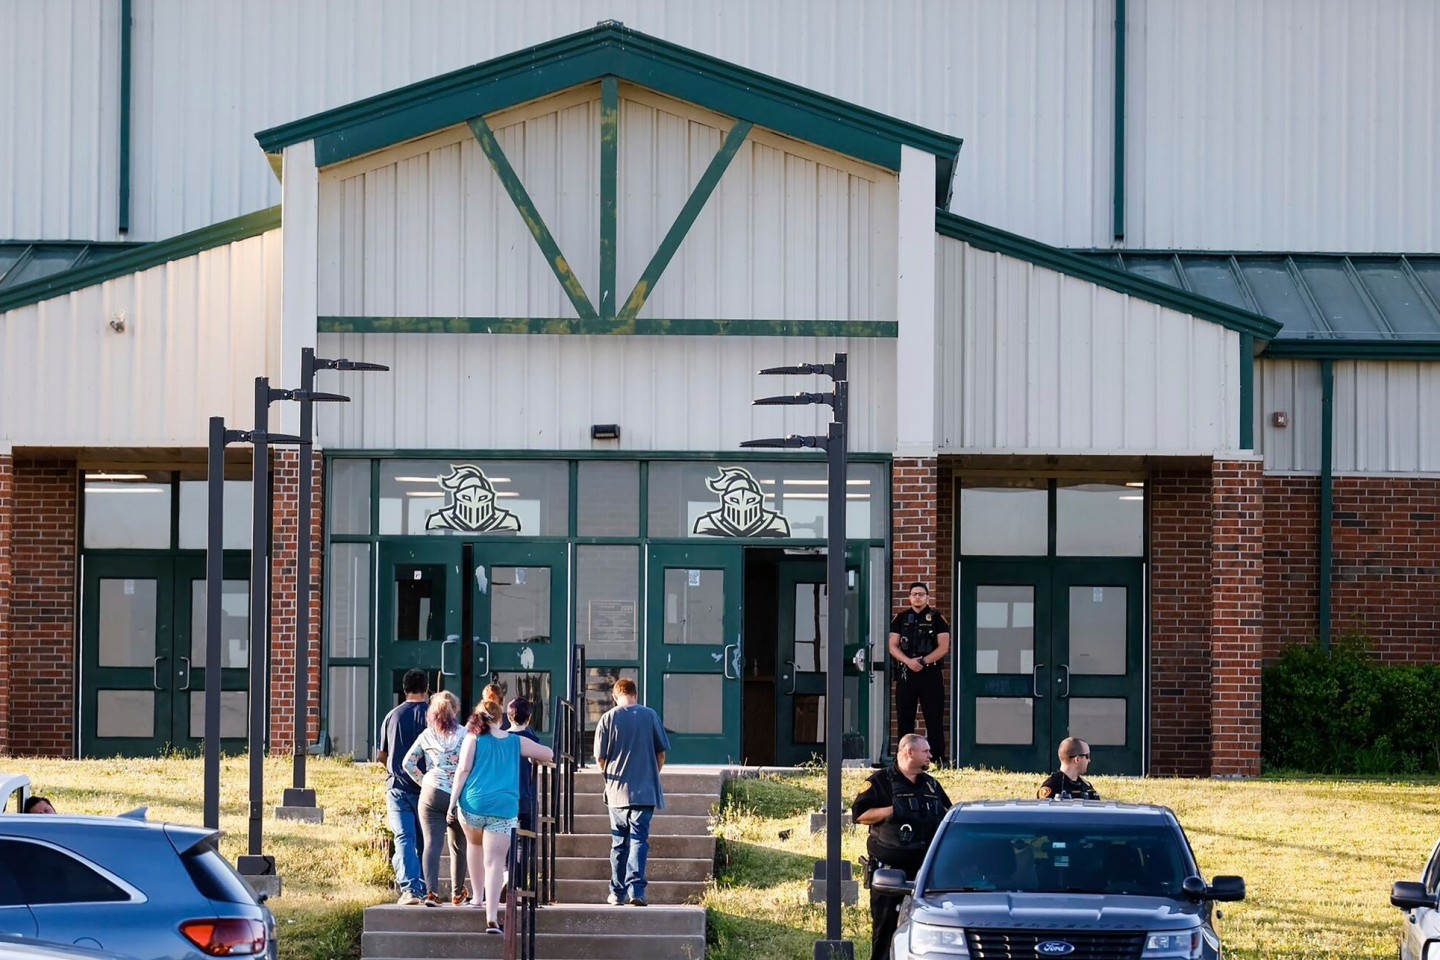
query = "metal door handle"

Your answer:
(722, 644), (737, 680)
(784, 659), (798, 695)
(1032, 664), (1046, 699)
(474, 640), (490, 673)
(441, 637), (458, 677)
(153, 656), (165, 690)
(1057, 664), (1070, 699)
(178, 657), (191, 691)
